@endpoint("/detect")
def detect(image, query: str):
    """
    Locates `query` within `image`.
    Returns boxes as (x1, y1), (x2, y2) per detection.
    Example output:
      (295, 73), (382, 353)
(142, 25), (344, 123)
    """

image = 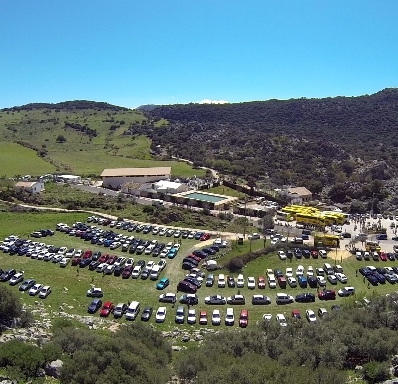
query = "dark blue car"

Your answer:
(88, 298), (102, 314)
